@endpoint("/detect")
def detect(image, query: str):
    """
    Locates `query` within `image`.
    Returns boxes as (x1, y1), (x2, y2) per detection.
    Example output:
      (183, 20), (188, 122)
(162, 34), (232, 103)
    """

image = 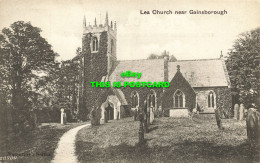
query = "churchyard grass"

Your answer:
(4, 122), (85, 163)
(76, 115), (259, 163)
